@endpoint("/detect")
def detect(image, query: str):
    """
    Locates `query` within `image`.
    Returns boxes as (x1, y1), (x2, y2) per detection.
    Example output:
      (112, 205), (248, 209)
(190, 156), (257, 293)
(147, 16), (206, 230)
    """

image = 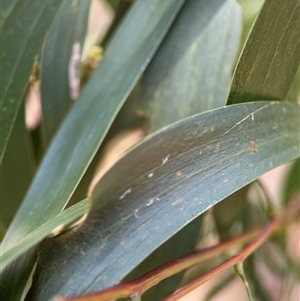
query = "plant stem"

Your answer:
(54, 198), (299, 301)
(234, 262), (253, 301)
(162, 198), (299, 301)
